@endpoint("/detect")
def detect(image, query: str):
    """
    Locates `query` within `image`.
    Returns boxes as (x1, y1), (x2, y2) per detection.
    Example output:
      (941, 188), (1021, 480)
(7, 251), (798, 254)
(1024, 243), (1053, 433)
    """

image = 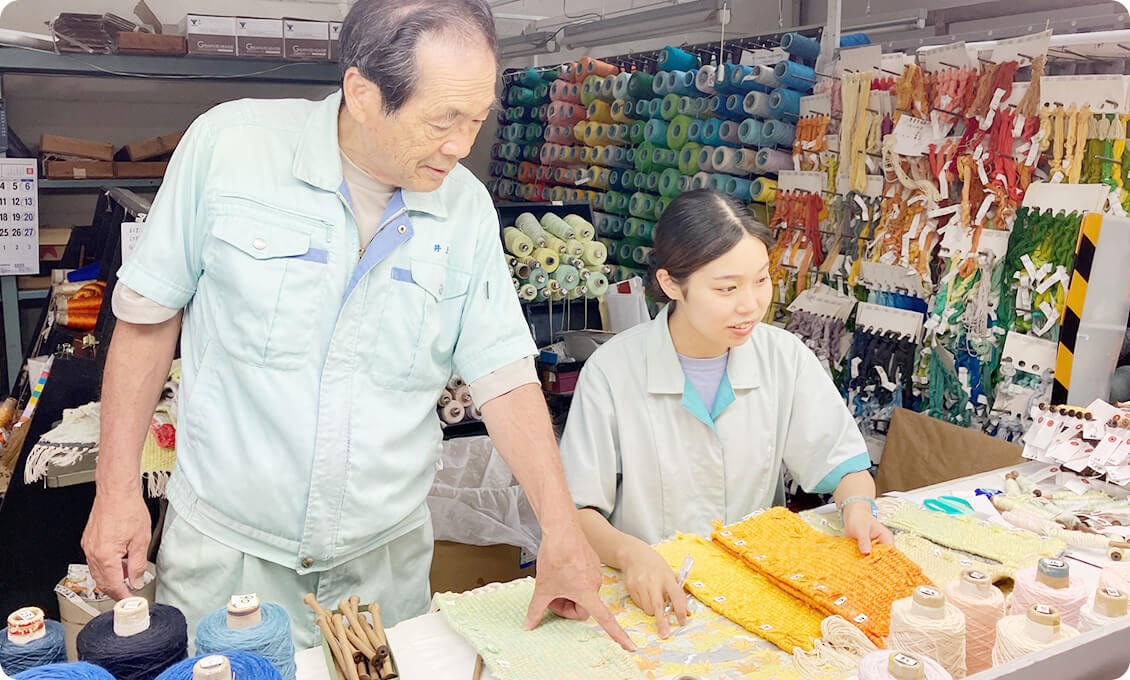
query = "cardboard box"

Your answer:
(113, 161), (168, 178)
(329, 21), (342, 61)
(283, 18), (329, 61)
(236, 17), (283, 59)
(43, 161), (114, 180)
(429, 541), (534, 595)
(39, 135), (113, 162)
(120, 133), (181, 163)
(179, 14), (236, 57)
(115, 32), (186, 56)
(875, 407), (1026, 493)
